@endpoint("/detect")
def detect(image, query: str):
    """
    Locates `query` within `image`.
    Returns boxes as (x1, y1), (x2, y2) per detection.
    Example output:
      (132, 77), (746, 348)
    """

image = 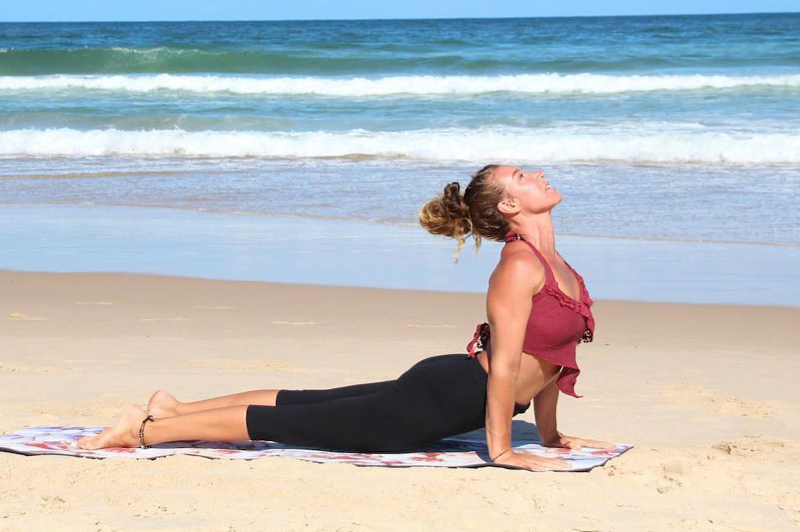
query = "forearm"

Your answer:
(533, 377), (560, 443)
(485, 370), (517, 458)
